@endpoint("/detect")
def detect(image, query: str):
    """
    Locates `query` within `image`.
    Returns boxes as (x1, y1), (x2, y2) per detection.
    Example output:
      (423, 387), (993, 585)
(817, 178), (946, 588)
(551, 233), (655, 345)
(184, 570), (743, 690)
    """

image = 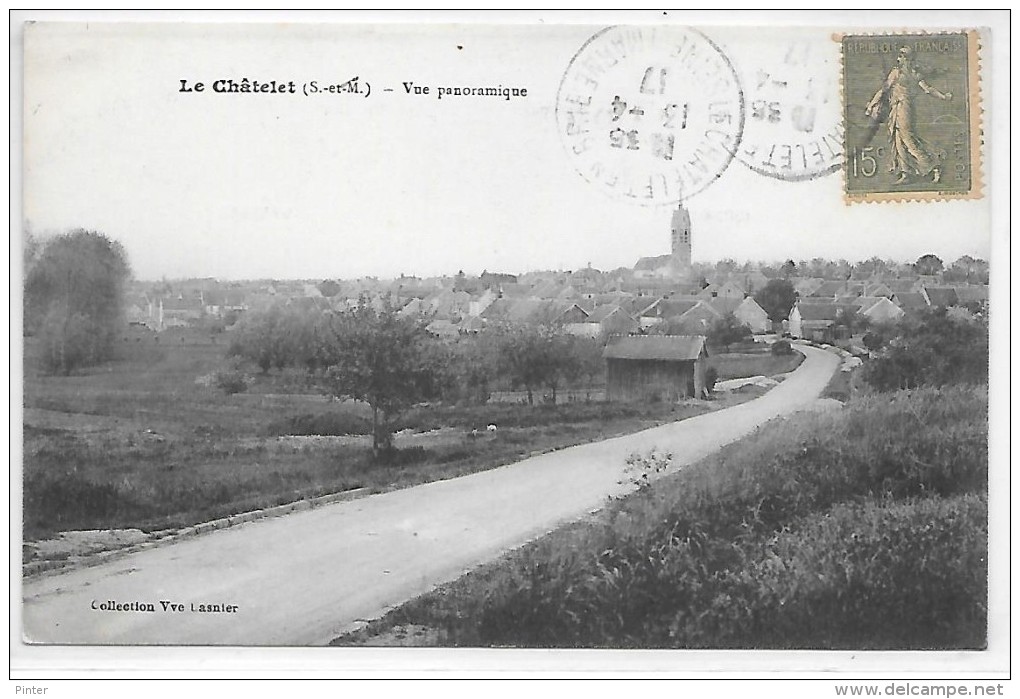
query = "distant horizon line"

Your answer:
(127, 254), (985, 285)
